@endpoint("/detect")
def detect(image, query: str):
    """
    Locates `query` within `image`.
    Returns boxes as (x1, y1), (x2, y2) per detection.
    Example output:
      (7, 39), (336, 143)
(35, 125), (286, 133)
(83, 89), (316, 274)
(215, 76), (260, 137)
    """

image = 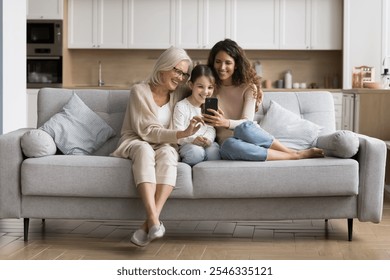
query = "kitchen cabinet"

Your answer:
(128, 0), (175, 49)
(130, 0), (229, 49)
(280, 0), (342, 50)
(341, 90), (390, 140)
(175, 0), (203, 48)
(311, 0), (342, 50)
(68, 0), (128, 49)
(279, 0), (310, 49)
(27, 0), (63, 19)
(128, 0), (174, 49)
(232, 0), (279, 49)
(175, 0), (231, 49)
(68, 0), (342, 50)
(203, 0), (232, 49)
(332, 92), (342, 130)
(341, 92), (357, 131)
(233, 0), (342, 50)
